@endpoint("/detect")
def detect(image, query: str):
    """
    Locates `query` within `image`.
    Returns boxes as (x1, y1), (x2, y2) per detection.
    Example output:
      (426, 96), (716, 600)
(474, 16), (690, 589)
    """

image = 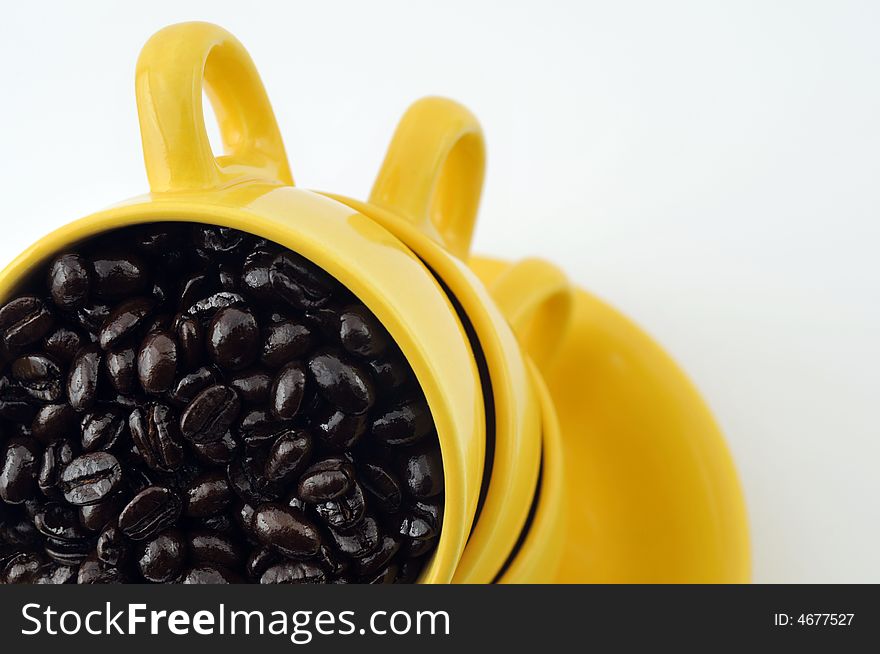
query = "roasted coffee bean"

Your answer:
(96, 526), (129, 566)
(32, 403), (77, 444)
(270, 361), (306, 420)
(129, 404), (185, 472)
(312, 406), (367, 451)
(12, 354), (64, 402)
(261, 561), (325, 584)
(99, 297), (154, 350)
(180, 564), (240, 584)
(137, 529), (185, 582)
(269, 251), (337, 310)
(241, 250), (276, 300)
(91, 252), (149, 299)
(358, 461), (404, 514)
(174, 314), (204, 371)
(298, 458), (355, 502)
(0, 296), (54, 350)
(1, 551), (44, 584)
(261, 320), (313, 368)
(137, 330), (177, 394)
(339, 305), (389, 358)
(191, 431), (239, 465)
(207, 307), (259, 370)
(0, 222), (441, 583)
(308, 351), (375, 414)
(118, 486), (182, 541)
(253, 503), (322, 559)
(43, 327), (83, 363)
(34, 562), (78, 584)
(193, 225), (246, 254)
(68, 345), (102, 411)
(78, 493), (125, 532)
(329, 515), (381, 558)
(105, 346), (137, 394)
(75, 302), (111, 336)
(168, 366), (220, 407)
(372, 399), (433, 446)
(0, 437), (41, 504)
(61, 452), (123, 506)
(229, 368), (271, 404)
(38, 439), (77, 497)
(0, 376), (35, 422)
(77, 552), (127, 583)
(187, 530), (242, 568)
(184, 470), (233, 517)
(47, 253), (91, 310)
(313, 483), (366, 530)
(264, 429), (312, 485)
(402, 444), (444, 499)
(81, 409), (126, 451)
(187, 292), (245, 320)
(180, 384), (240, 444)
